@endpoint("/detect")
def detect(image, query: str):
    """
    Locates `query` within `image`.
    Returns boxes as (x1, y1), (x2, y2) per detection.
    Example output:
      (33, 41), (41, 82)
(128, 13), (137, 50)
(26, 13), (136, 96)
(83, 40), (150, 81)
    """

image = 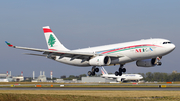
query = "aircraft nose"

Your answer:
(165, 44), (175, 53)
(139, 76), (143, 79)
(169, 44), (176, 52)
(172, 44), (176, 50)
